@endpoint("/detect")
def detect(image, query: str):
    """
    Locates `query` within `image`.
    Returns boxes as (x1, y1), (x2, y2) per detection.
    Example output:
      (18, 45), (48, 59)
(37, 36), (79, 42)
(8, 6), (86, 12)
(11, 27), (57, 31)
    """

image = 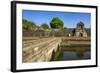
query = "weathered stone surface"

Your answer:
(22, 37), (62, 63)
(74, 21), (88, 37)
